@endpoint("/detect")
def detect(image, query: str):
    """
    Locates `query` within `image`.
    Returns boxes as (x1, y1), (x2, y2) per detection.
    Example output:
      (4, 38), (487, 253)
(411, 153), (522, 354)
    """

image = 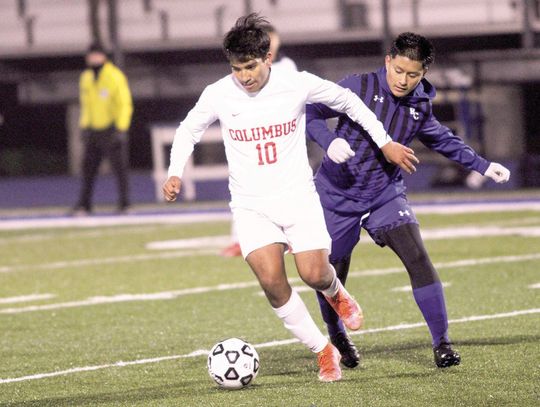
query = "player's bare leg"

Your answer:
(294, 249), (363, 330)
(246, 243), (341, 382)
